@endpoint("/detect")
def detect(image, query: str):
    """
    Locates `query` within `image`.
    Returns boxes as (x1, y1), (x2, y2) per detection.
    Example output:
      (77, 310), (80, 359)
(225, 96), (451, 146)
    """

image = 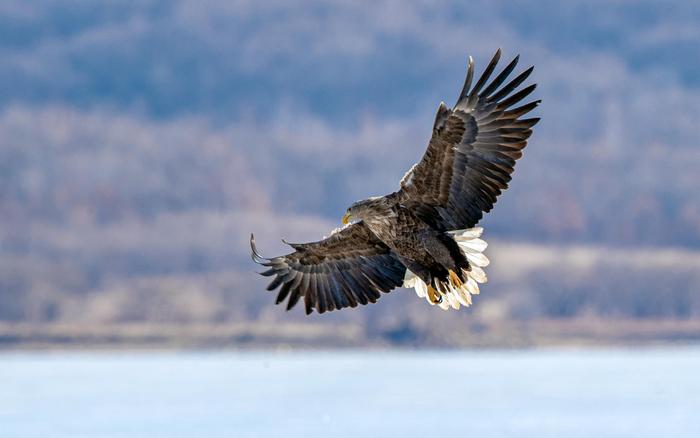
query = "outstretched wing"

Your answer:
(251, 222), (406, 314)
(398, 49), (540, 231)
